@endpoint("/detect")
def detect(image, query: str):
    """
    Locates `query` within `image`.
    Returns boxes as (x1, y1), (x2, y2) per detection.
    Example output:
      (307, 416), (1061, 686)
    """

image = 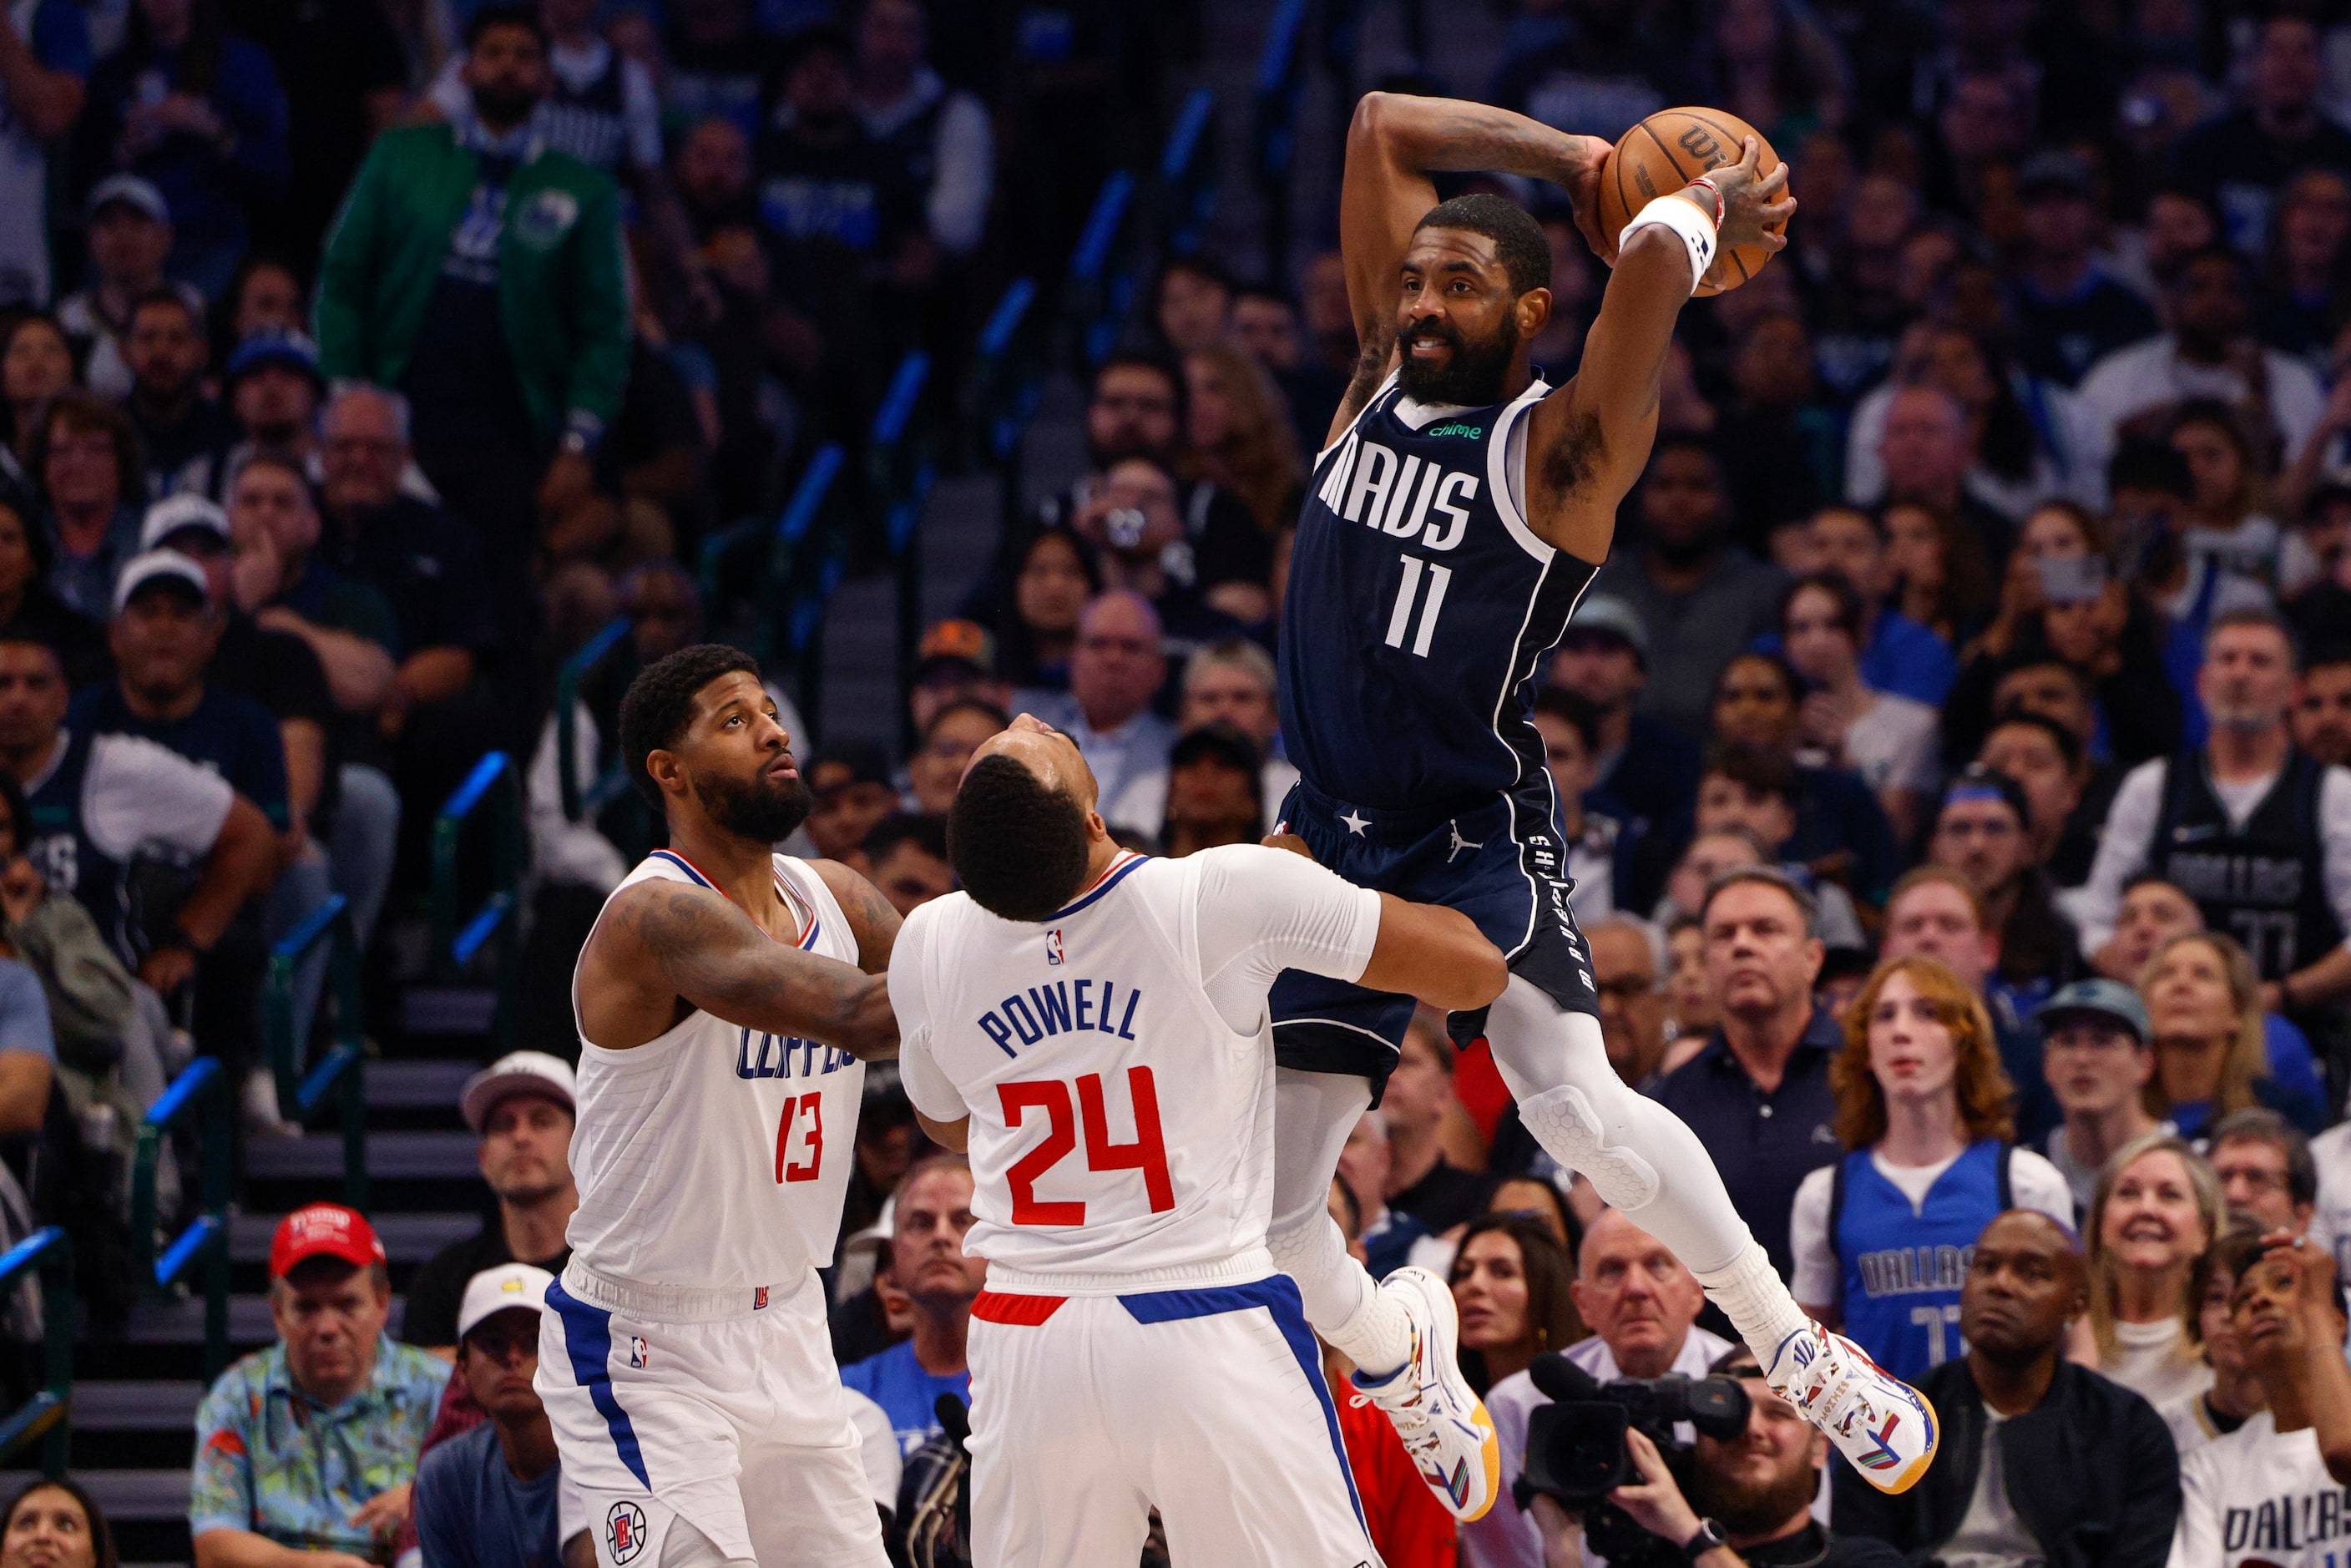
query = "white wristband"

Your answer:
(1618, 194), (1717, 296)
